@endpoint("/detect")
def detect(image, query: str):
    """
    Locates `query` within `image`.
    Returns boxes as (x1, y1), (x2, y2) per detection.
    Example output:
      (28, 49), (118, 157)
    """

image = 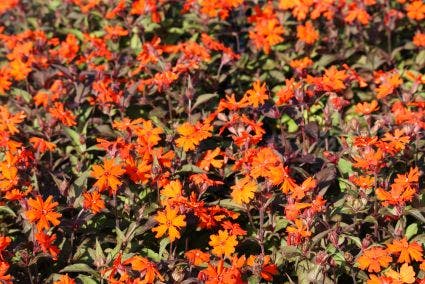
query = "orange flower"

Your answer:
(218, 93), (249, 111)
(175, 121), (213, 151)
(375, 73), (402, 99)
(230, 176), (257, 205)
(0, 236), (11, 260)
(364, 0), (376, 6)
(286, 219), (311, 245)
(0, 261), (12, 284)
(384, 263), (416, 284)
(376, 186), (416, 207)
(289, 177), (317, 200)
(0, 163), (19, 193)
(198, 259), (241, 284)
(197, 148), (224, 171)
(394, 167), (419, 188)
(284, 202), (311, 221)
(353, 148), (385, 174)
(135, 119), (164, 149)
(131, 0), (161, 23)
(0, 106), (26, 135)
(29, 137), (56, 153)
(123, 255), (164, 283)
(249, 6), (284, 55)
(387, 238), (423, 264)
(278, 0), (313, 20)
(0, 66), (11, 95)
(90, 158), (125, 194)
(53, 274), (75, 284)
(106, 0), (126, 19)
(0, 0), (19, 15)
(345, 4), (370, 25)
(413, 32), (425, 47)
(209, 230), (238, 257)
(190, 173), (224, 189)
(9, 59), (31, 81)
(4, 188), (31, 201)
(275, 78), (299, 106)
(289, 57), (313, 71)
(35, 232), (60, 260)
(357, 246), (392, 273)
(247, 255), (278, 282)
(353, 136), (378, 147)
(91, 77), (122, 106)
(406, 1), (425, 21)
(281, 169), (298, 194)
(7, 41), (34, 62)
(118, 39), (144, 60)
(201, 33), (239, 60)
(322, 66), (348, 92)
(223, 115), (266, 147)
(343, 64), (368, 87)
(72, 0), (100, 13)
(48, 102), (77, 127)
(152, 207), (186, 242)
(251, 18), (284, 54)
(149, 71), (179, 92)
(185, 249), (210, 266)
(83, 191), (105, 214)
(250, 147), (283, 181)
(25, 195), (62, 231)
(56, 34), (79, 63)
(101, 253), (126, 281)
(241, 80), (269, 108)
(367, 274), (396, 284)
(329, 94), (350, 111)
(355, 100), (379, 115)
(199, 0), (243, 19)
(381, 129), (410, 152)
(104, 25), (128, 40)
(349, 175), (375, 189)
(125, 157), (151, 185)
(376, 167), (418, 206)
(222, 221), (247, 236)
(297, 21), (319, 44)
(113, 118), (144, 133)
(34, 86), (61, 107)
(160, 180), (183, 201)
